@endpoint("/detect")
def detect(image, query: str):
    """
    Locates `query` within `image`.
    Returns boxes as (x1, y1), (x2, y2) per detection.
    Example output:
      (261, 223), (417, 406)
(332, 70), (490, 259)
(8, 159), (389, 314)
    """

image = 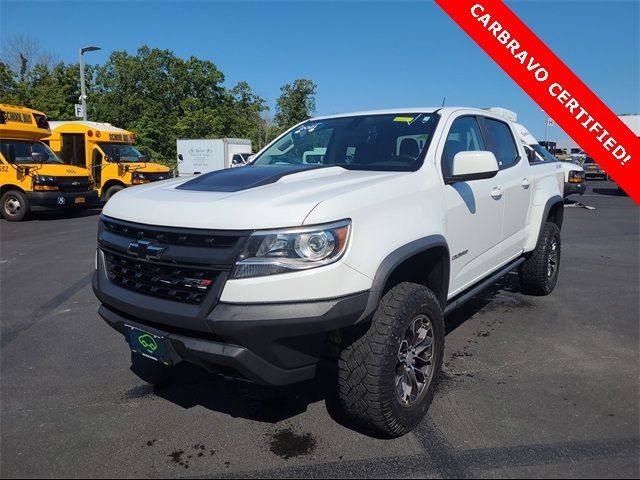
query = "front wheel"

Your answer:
(1, 190), (30, 221)
(338, 282), (445, 437)
(103, 185), (124, 202)
(519, 222), (561, 295)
